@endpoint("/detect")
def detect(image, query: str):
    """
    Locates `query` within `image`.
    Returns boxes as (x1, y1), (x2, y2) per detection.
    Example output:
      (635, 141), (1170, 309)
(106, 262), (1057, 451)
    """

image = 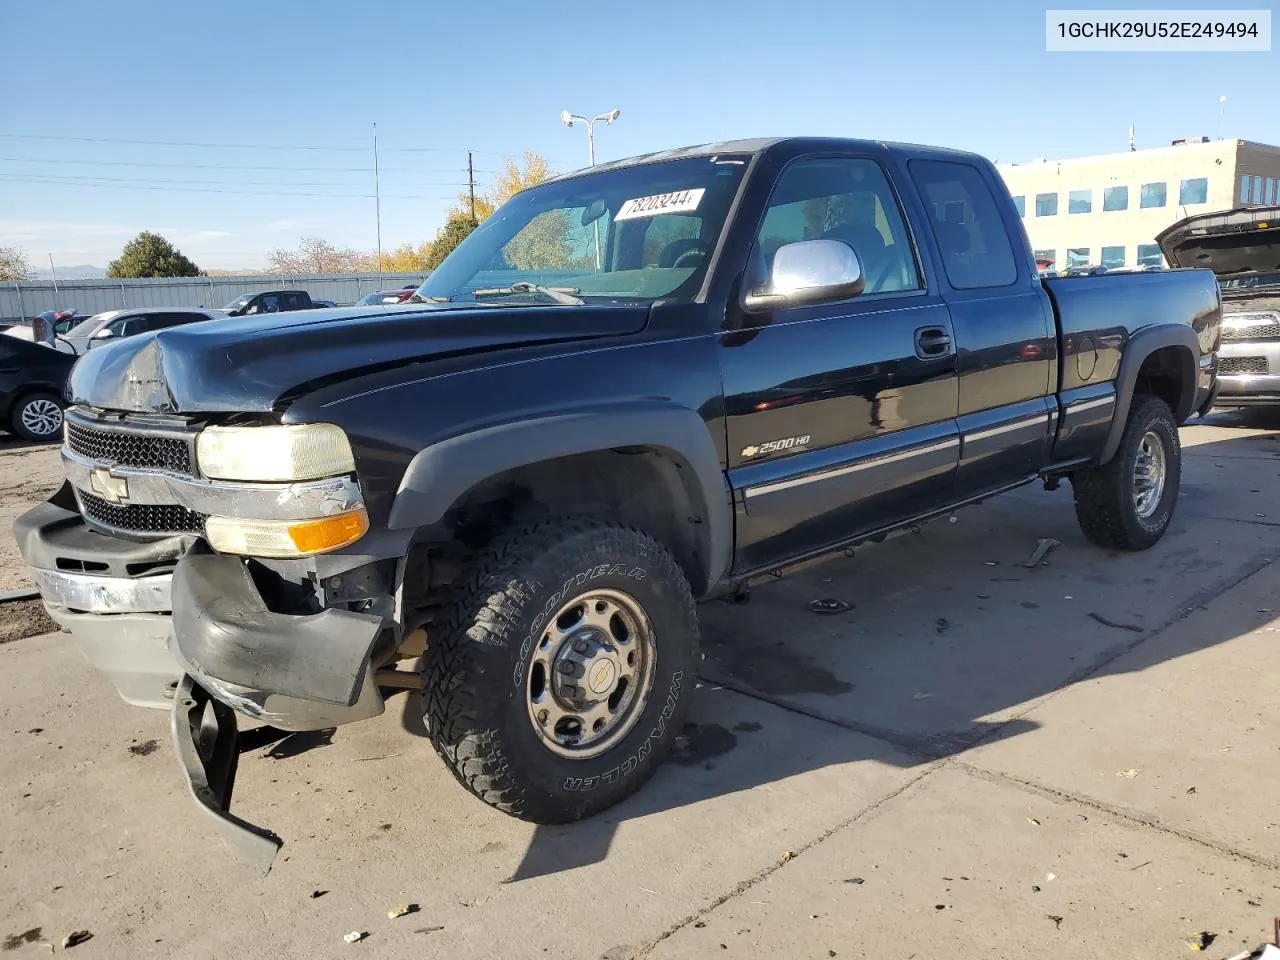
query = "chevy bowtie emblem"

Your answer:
(90, 468), (129, 504)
